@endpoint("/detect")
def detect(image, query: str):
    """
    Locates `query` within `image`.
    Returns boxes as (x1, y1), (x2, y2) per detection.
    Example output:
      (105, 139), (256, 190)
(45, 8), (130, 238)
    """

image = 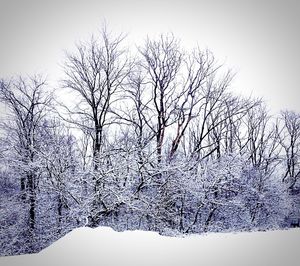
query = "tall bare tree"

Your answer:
(139, 34), (182, 163)
(61, 28), (131, 225)
(0, 76), (52, 231)
(168, 49), (218, 159)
